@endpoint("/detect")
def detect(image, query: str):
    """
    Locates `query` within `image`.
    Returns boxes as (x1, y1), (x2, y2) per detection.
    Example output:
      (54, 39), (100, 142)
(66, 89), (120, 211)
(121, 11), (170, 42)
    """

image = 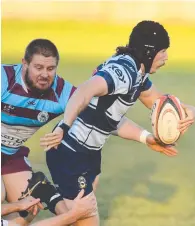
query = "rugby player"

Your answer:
(41, 21), (195, 226)
(1, 39), (97, 224)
